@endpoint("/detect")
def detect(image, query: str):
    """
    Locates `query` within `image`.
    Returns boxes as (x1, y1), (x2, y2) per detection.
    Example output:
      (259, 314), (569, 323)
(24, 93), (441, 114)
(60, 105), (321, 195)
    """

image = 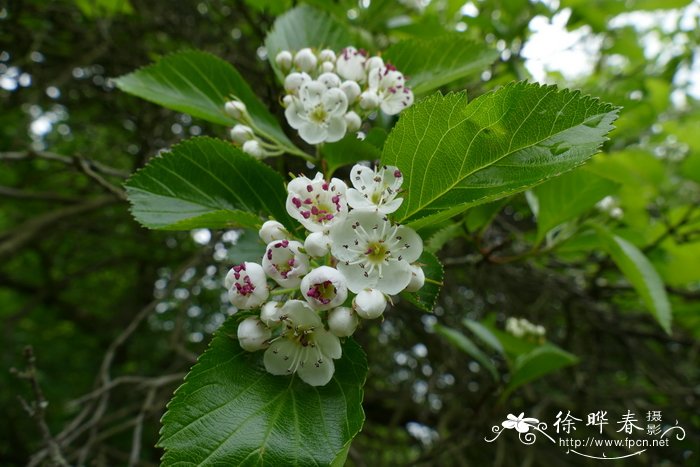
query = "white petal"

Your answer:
(325, 116), (347, 143)
(327, 307), (359, 337)
(300, 81), (326, 108)
(282, 300), (321, 327)
(367, 67), (381, 90)
(346, 188), (373, 210)
(375, 261), (412, 295)
(297, 356), (335, 386)
(502, 420), (517, 429)
(264, 340), (299, 375)
(322, 88), (348, 116)
(304, 231), (330, 257)
(314, 329), (342, 359)
(284, 100), (306, 130)
(404, 264), (425, 292)
(380, 91), (409, 115)
(379, 197), (403, 214)
(353, 288), (387, 319)
(337, 261), (378, 293)
(395, 225), (423, 263)
(299, 122), (327, 145)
